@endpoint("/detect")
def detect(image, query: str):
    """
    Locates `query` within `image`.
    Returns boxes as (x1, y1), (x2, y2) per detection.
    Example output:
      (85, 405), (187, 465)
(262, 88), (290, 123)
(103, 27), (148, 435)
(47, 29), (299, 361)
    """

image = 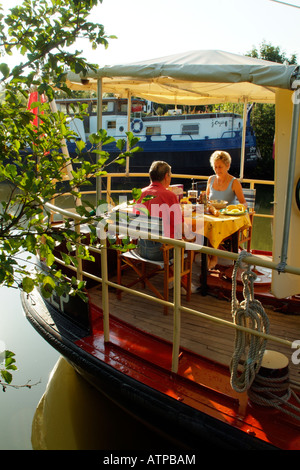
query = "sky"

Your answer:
(83, 0), (300, 65)
(2, 0), (300, 67)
